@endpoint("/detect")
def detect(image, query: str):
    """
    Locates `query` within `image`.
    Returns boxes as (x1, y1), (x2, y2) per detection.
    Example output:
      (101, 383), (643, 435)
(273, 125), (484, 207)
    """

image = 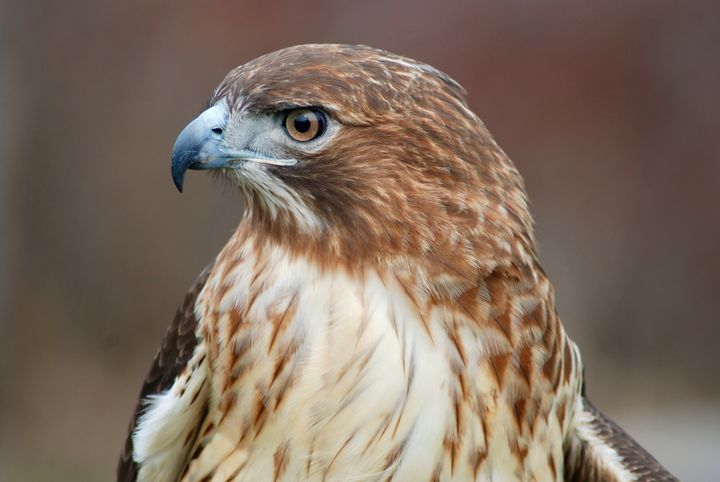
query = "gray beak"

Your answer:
(170, 103), (298, 192)
(171, 104), (229, 192)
